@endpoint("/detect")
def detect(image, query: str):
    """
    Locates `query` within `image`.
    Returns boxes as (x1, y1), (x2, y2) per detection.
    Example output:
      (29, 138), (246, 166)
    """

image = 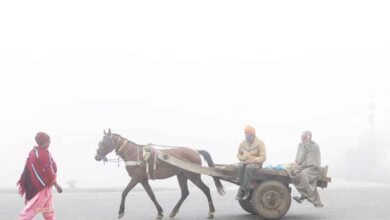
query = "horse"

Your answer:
(95, 129), (225, 219)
